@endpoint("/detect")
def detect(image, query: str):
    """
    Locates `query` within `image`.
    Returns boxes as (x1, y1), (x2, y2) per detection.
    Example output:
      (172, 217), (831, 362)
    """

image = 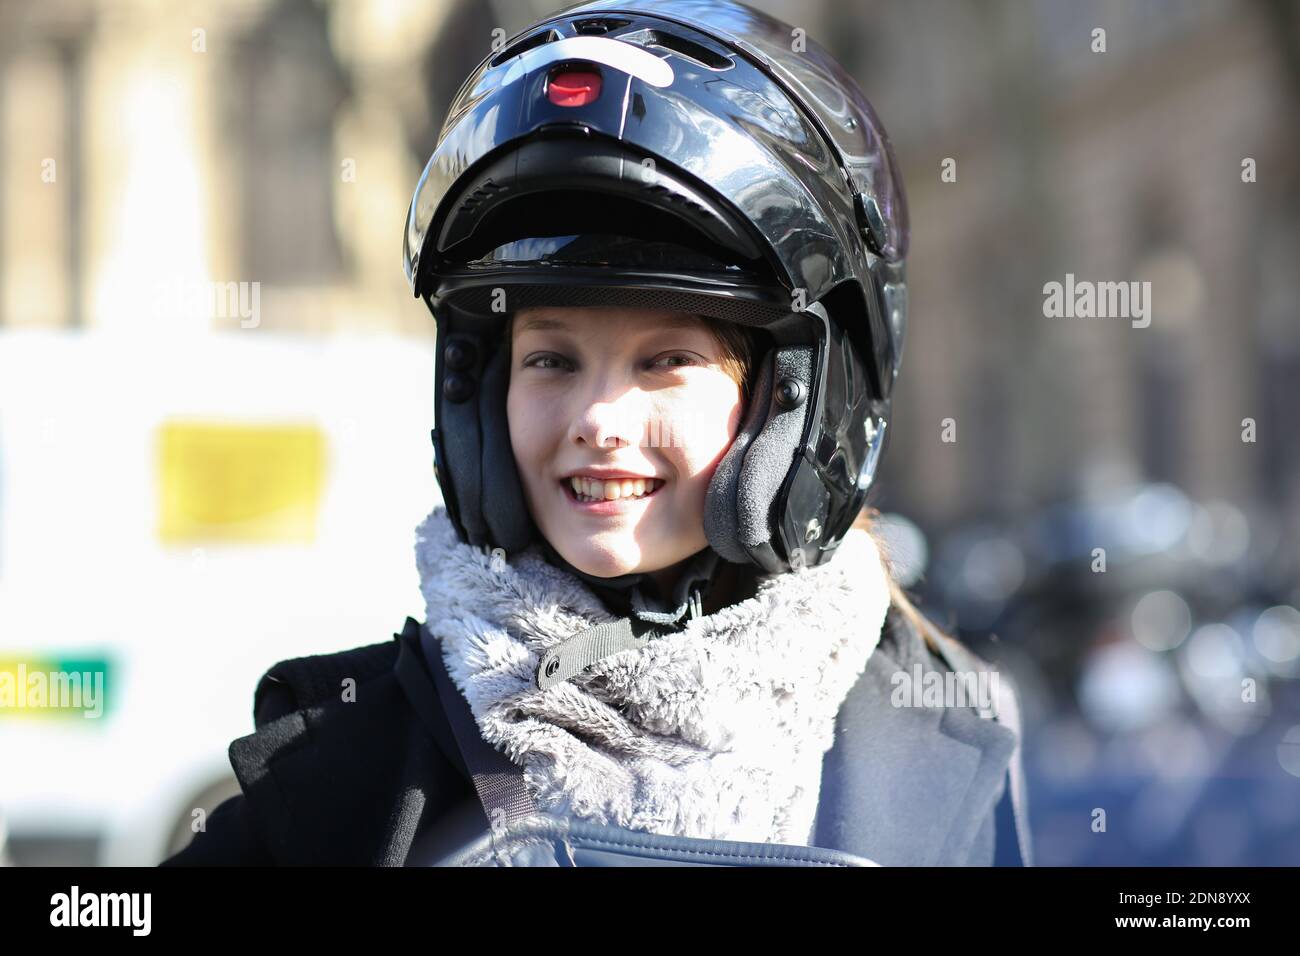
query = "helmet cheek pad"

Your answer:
(430, 309), (537, 555)
(706, 301), (888, 573)
(479, 341), (536, 552)
(704, 339), (810, 571)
